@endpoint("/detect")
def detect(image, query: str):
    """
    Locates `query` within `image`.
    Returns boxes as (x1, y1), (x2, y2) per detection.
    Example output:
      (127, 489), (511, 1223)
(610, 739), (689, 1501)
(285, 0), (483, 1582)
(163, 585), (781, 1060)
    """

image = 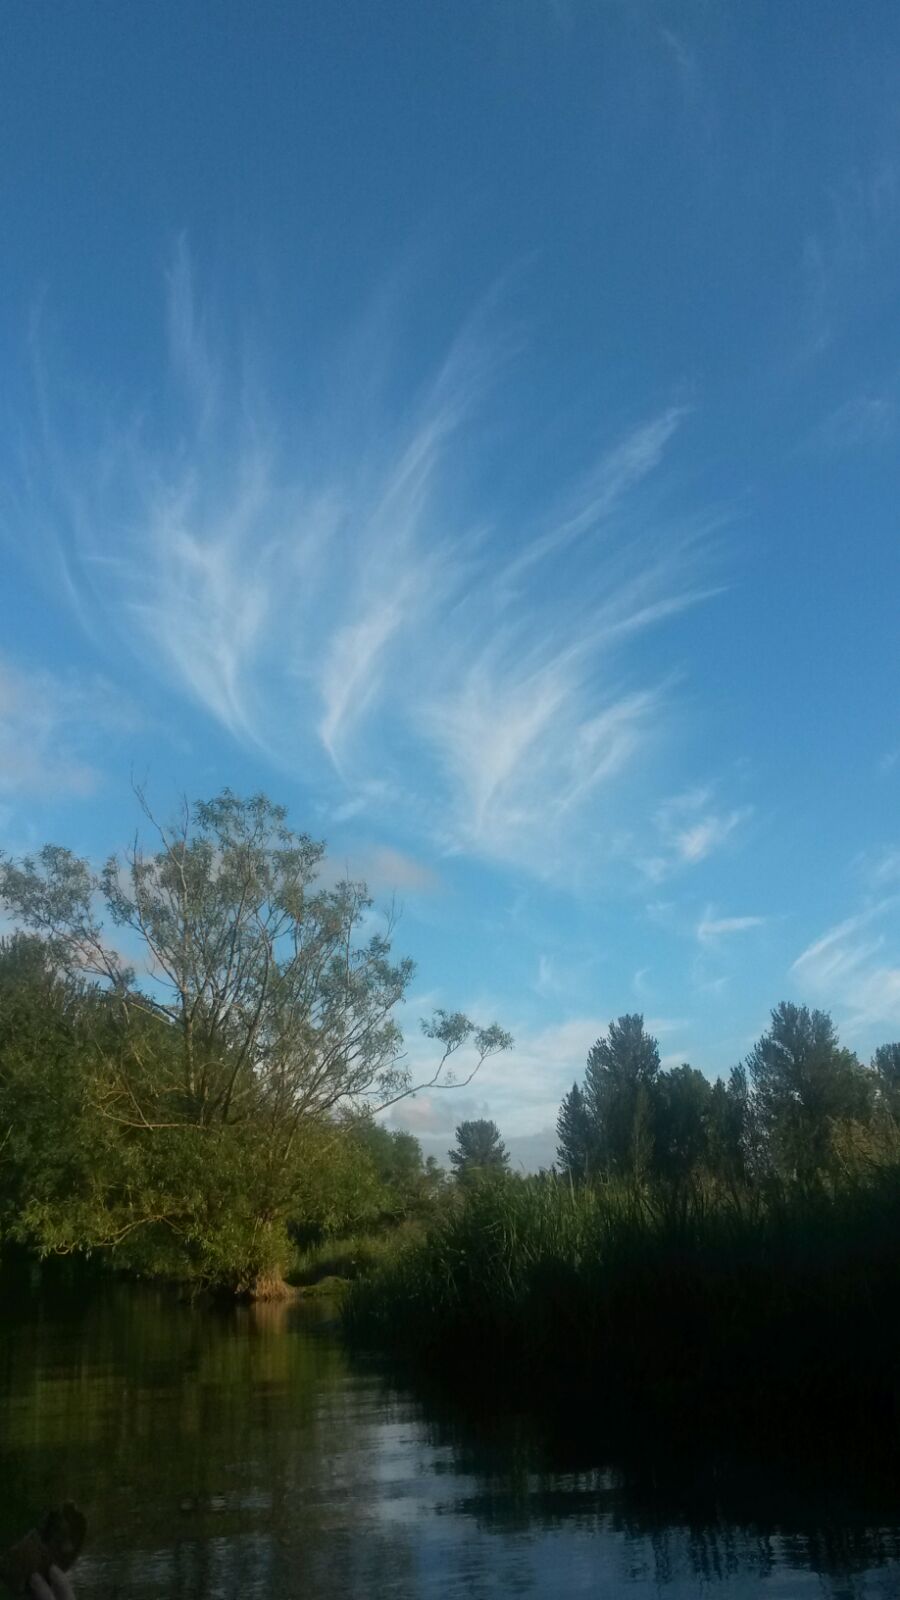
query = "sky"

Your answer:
(1, 1), (900, 1169)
